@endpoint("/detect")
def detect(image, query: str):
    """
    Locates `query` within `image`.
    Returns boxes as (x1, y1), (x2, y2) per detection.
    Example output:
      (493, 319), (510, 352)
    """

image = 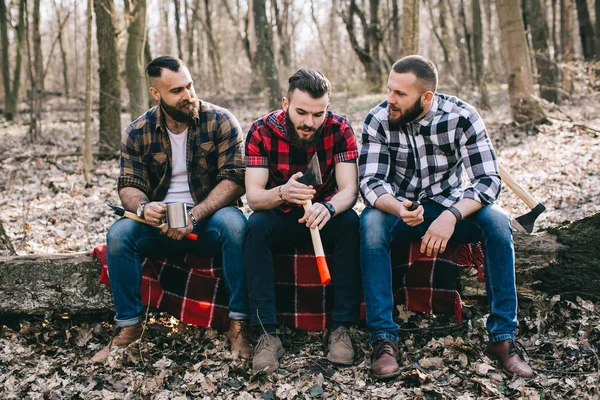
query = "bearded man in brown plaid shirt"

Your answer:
(244, 69), (362, 374)
(92, 56), (251, 363)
